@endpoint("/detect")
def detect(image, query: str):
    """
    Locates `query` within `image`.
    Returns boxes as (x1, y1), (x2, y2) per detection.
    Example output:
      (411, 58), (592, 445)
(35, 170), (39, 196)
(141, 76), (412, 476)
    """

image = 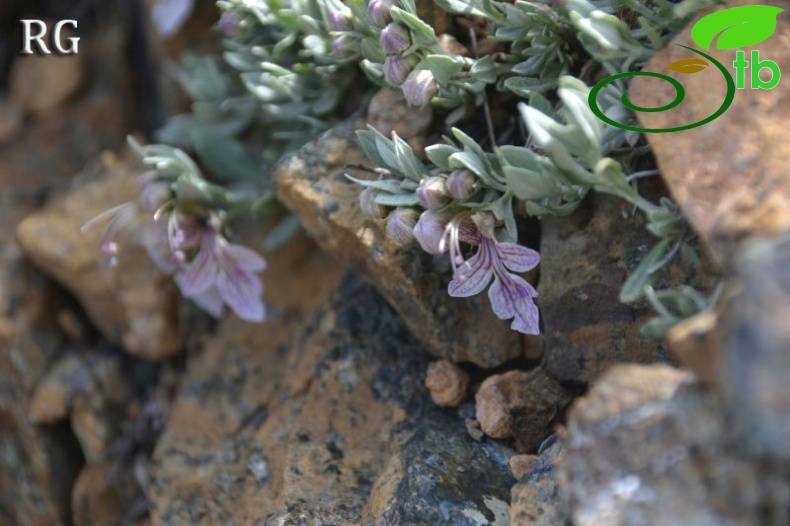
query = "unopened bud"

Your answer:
(333, 34), (358, 60)
(328, 8), (353, 32)
(383, 55), (415, 86)
(359, 187), (387, 219)
(446, 170), (476, 200)
(380, 23), (410, 55)
(367, 0), (394, 27)
(417, 176), (451, 210)
(402, 69), (438, 107)
(386, 208), (419, 247)
(219, 11), (244, 37)
(414, 210), (449, 254)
